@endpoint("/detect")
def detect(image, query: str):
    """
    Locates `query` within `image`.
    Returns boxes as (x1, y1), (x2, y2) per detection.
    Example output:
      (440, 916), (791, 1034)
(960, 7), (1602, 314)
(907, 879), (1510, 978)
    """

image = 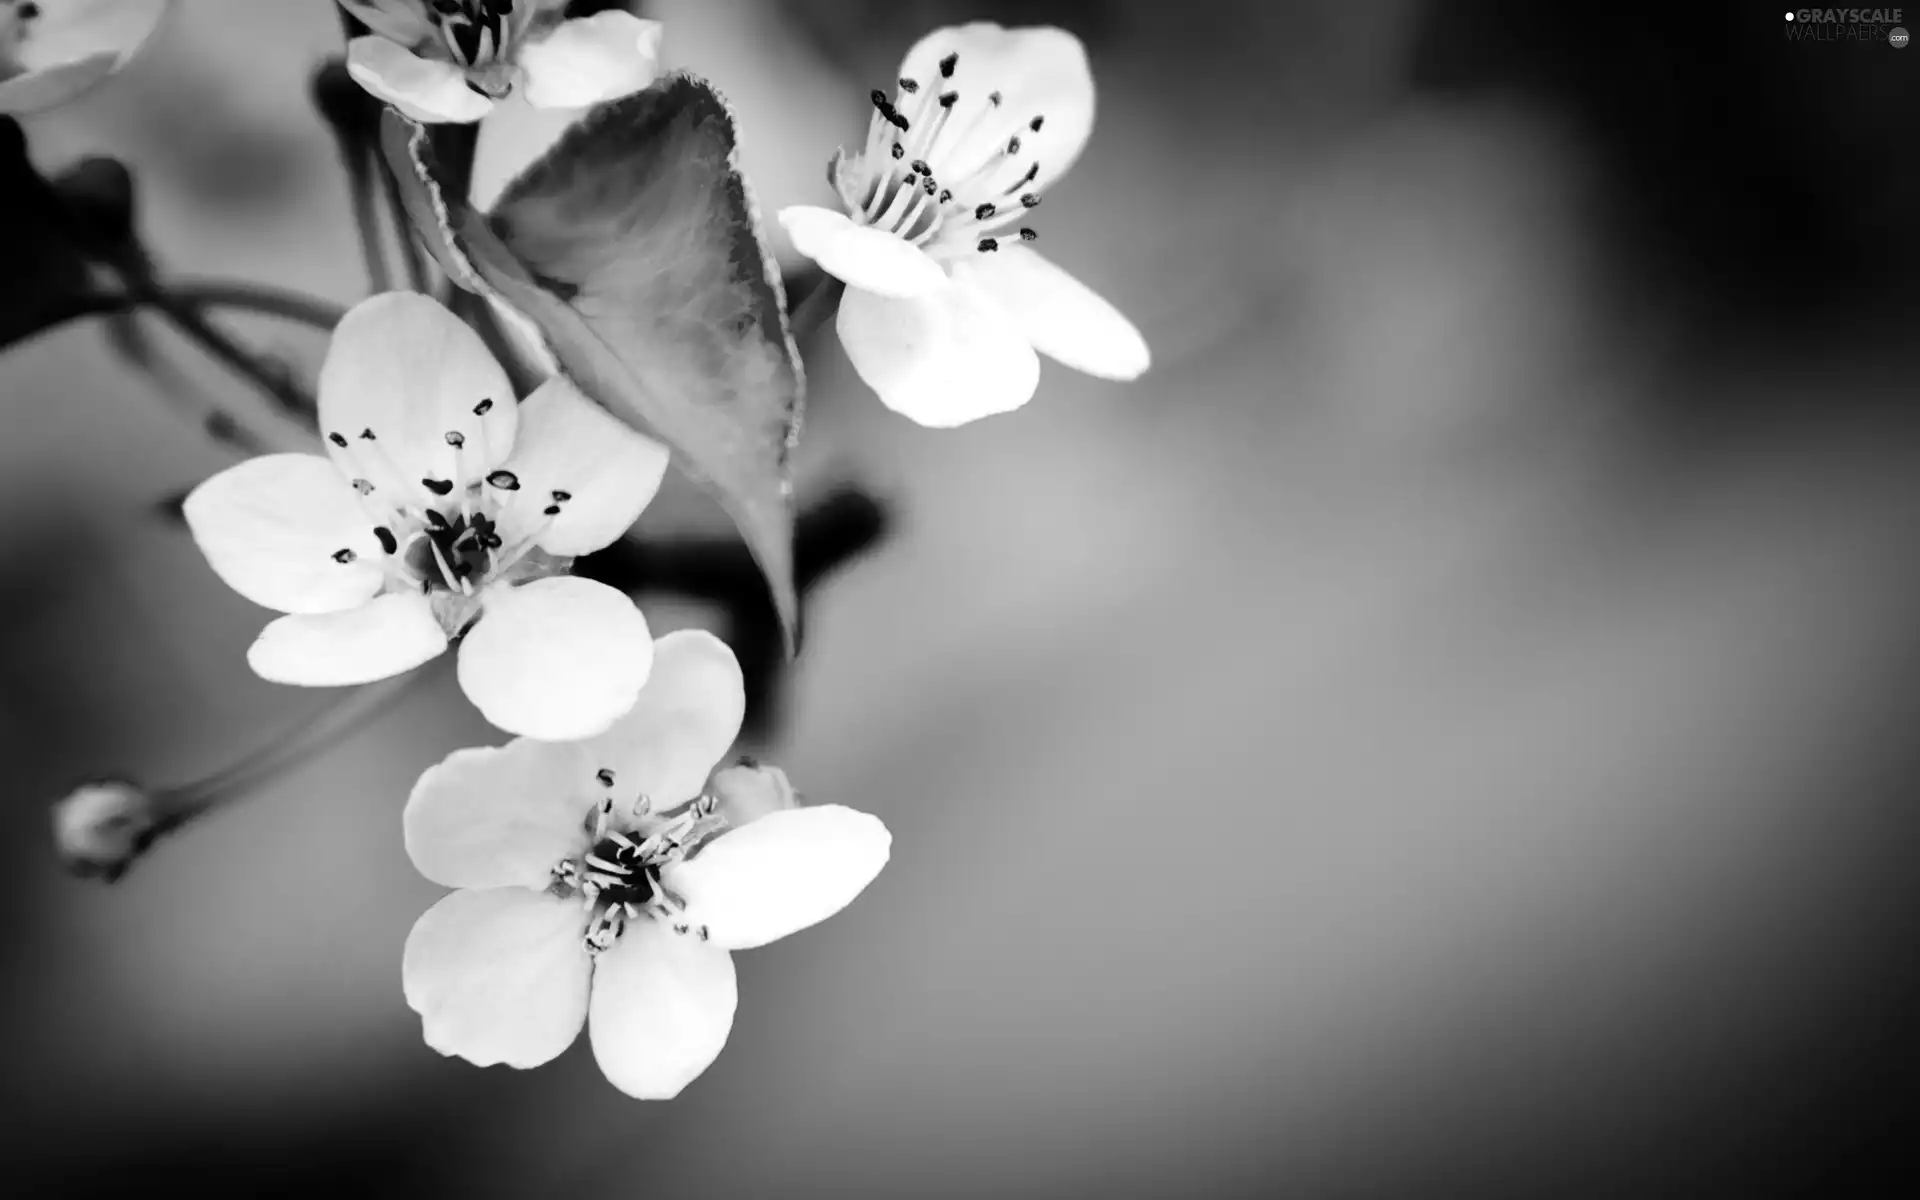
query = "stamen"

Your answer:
(597, 768), (615, 787)
(444, 431), (465, 448)
(374, 526), (398, 554)
(939, 52), (958, 78)
(1030, 115), (1045, 132)
(1020, 228), (1038, 241)
(485, 469), (519, 490)
(421, 478), (454, 497)
(332, 549), (357, 564)
(351, 478), (375, 496)
(898, 77), (919, 94)
(327, 432), (348, 448)
(472, 398), (493, 416)
(977, 237), (999, 252)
